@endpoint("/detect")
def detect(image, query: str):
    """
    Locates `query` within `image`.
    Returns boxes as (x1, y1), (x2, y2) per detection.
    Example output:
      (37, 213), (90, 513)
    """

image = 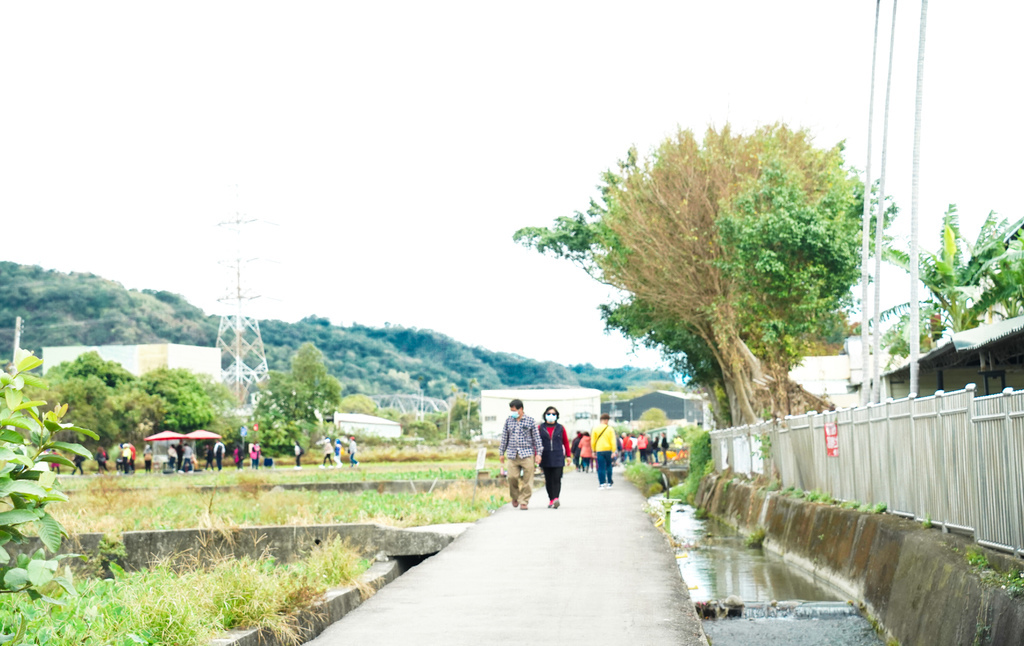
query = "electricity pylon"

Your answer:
(216, 205), (269, 407)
